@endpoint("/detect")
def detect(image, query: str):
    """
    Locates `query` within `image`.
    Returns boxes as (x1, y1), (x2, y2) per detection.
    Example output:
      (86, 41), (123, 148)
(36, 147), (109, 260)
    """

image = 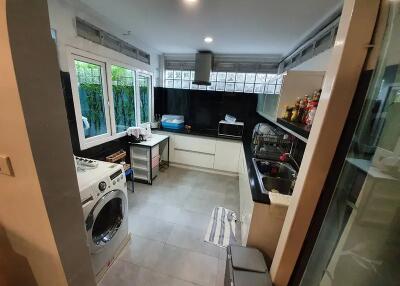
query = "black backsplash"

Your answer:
(60, 75), (305, 163)
(154, 87), (261, 139)
(60, 71), (129, 161)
